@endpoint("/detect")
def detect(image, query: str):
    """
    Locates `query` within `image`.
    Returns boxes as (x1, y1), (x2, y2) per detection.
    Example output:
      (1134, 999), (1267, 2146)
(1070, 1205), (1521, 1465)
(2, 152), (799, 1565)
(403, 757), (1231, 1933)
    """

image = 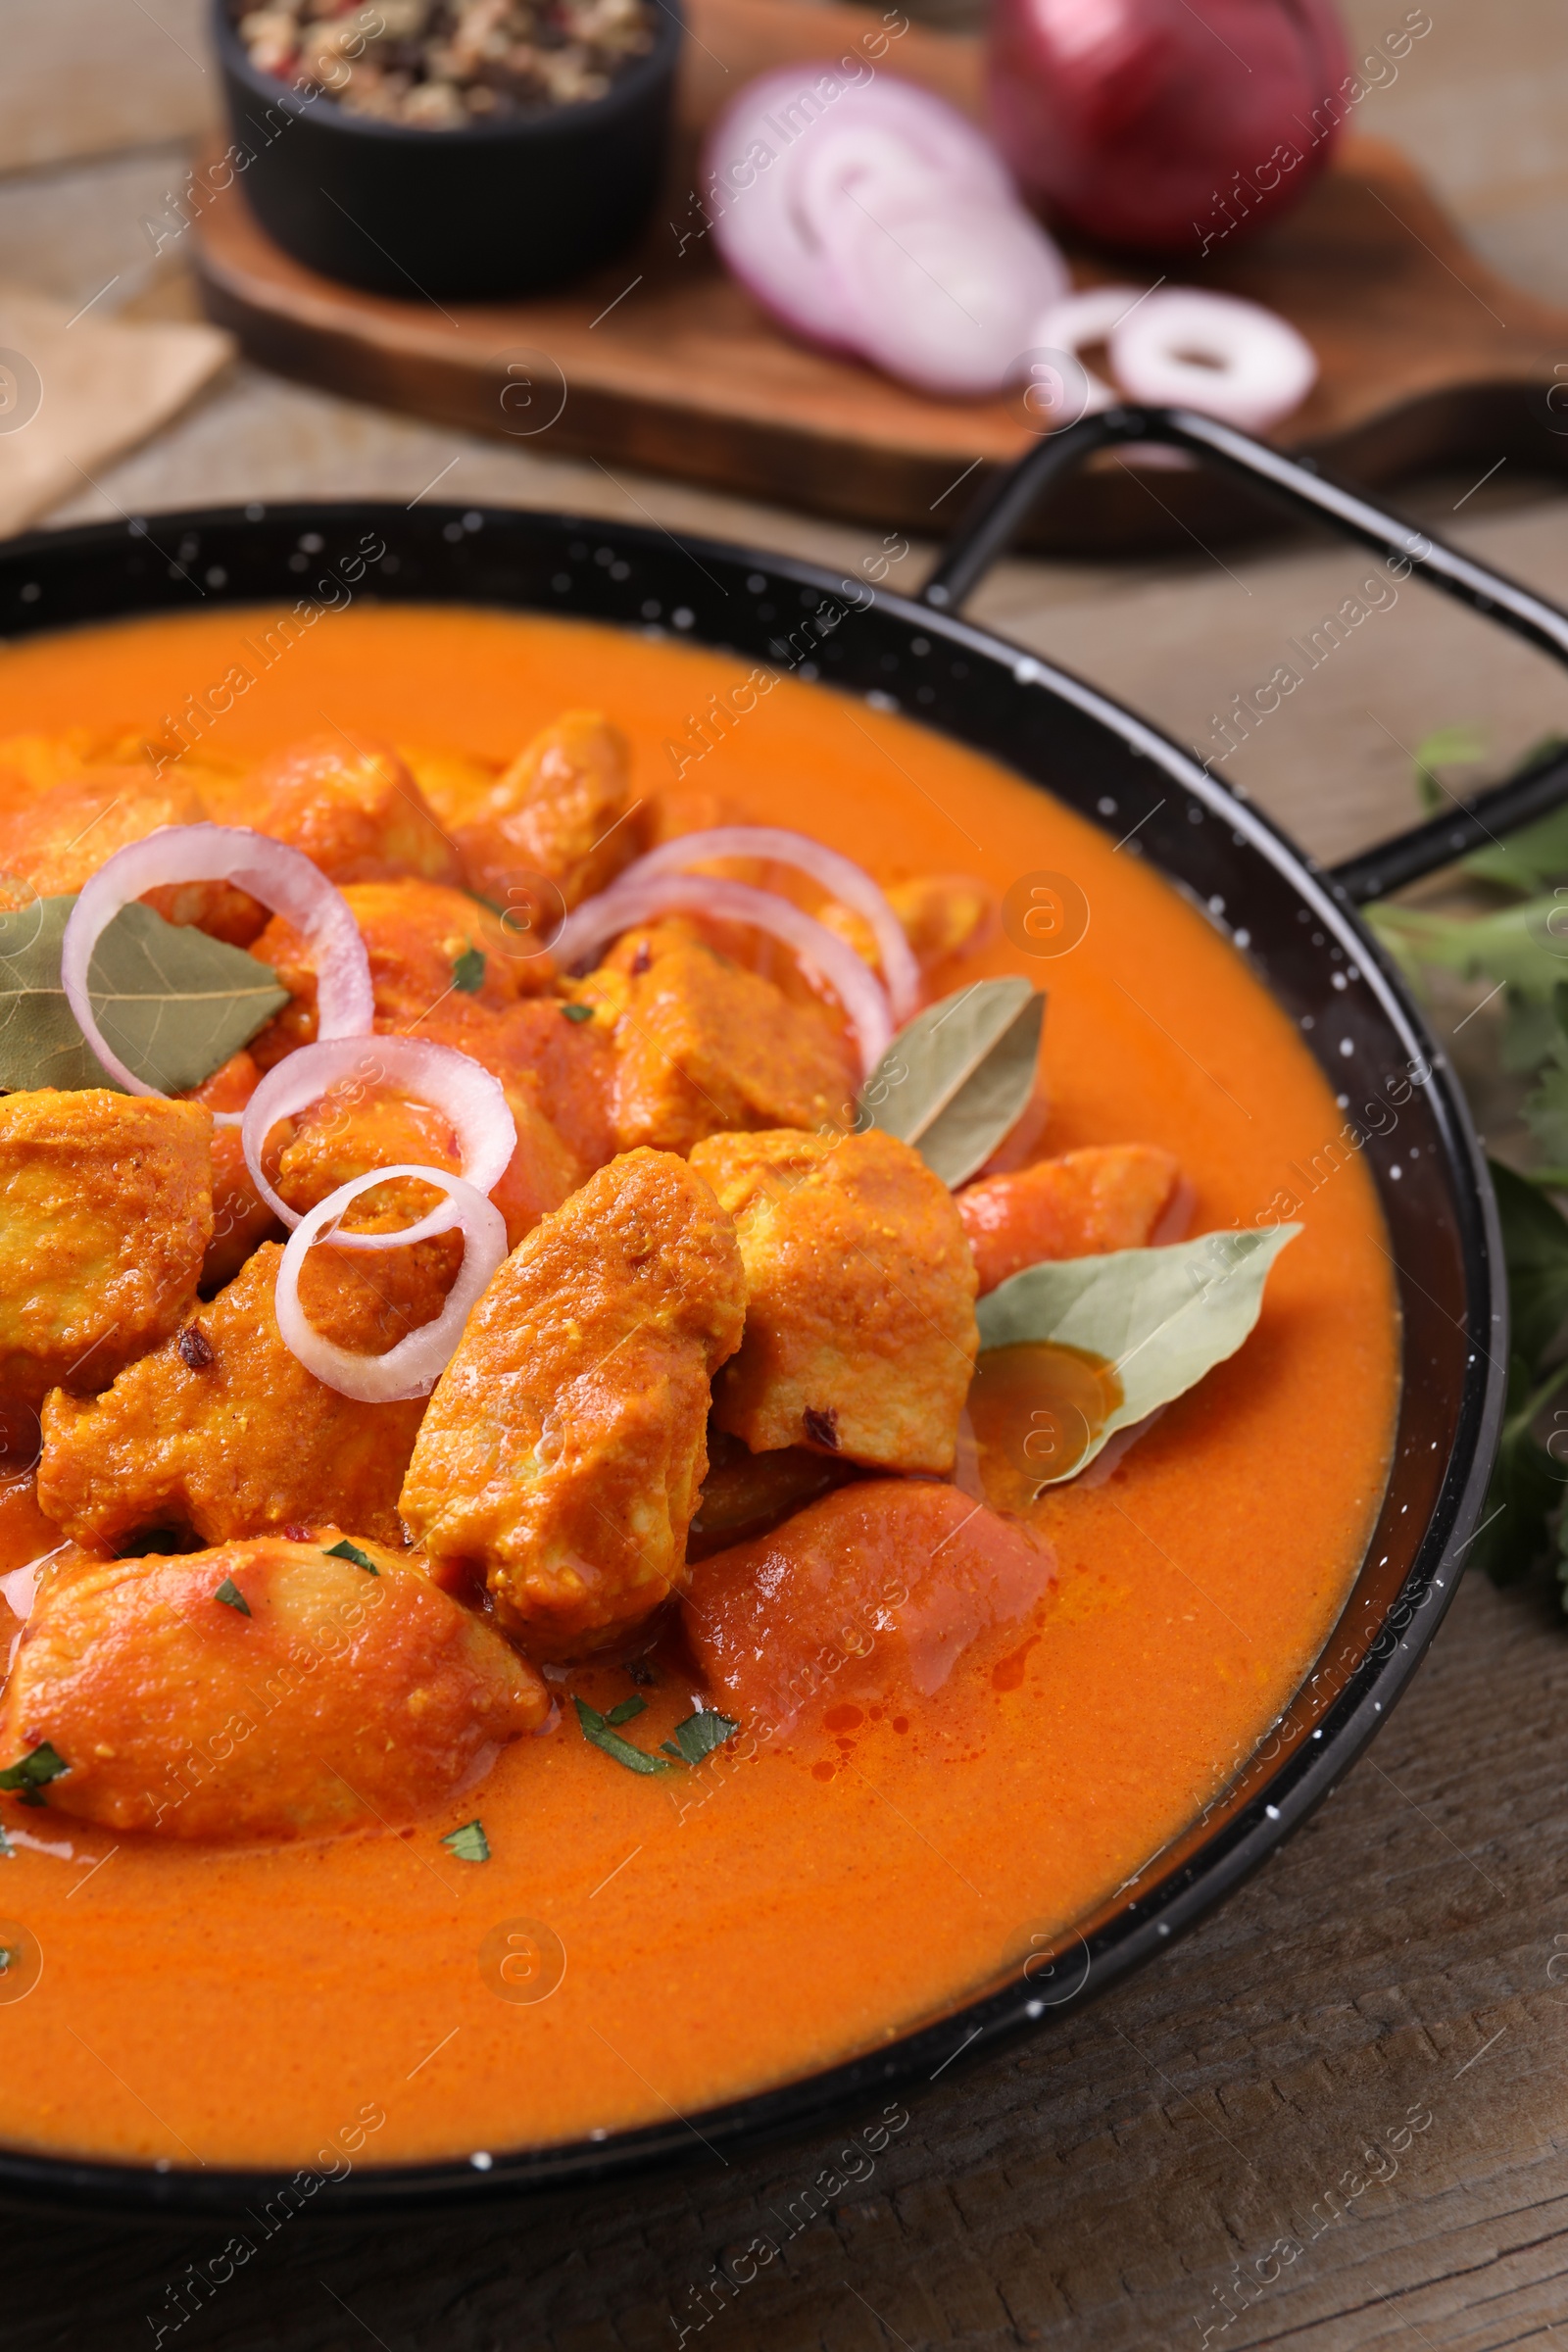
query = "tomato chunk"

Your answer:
(684, 1480), (1053, 1736)
(956, 1145), (1179, 1294)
